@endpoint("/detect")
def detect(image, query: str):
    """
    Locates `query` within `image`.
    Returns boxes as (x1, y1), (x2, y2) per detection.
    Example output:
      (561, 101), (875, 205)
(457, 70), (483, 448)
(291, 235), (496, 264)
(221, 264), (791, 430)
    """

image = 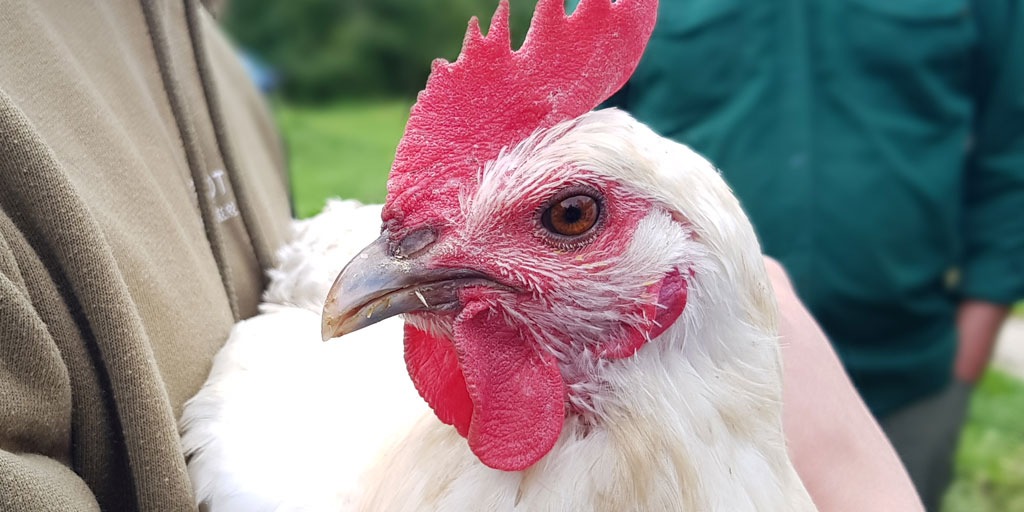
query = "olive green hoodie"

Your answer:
(0, 1), (292, 509)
